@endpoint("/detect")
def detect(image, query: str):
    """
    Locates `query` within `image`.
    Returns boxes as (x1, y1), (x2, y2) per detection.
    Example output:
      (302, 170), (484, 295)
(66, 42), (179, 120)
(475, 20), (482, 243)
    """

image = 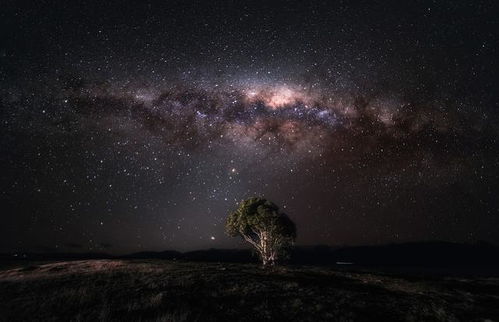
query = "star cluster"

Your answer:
(1, 0), (498, 253)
